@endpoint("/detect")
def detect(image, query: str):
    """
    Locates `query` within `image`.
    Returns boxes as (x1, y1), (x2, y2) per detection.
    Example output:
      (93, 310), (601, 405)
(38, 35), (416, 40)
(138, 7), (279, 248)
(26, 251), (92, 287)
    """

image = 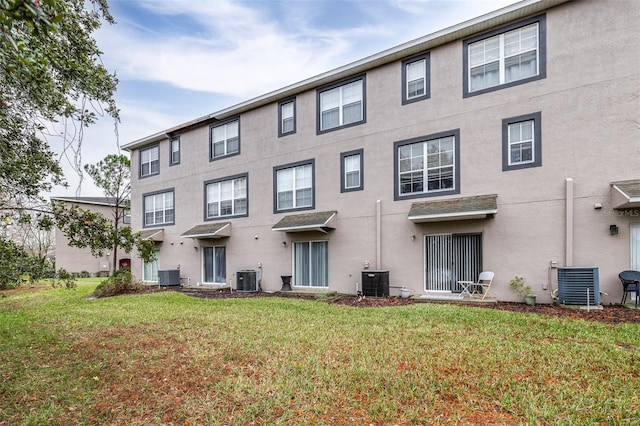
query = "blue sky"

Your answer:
(51, 0), (519, 197)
